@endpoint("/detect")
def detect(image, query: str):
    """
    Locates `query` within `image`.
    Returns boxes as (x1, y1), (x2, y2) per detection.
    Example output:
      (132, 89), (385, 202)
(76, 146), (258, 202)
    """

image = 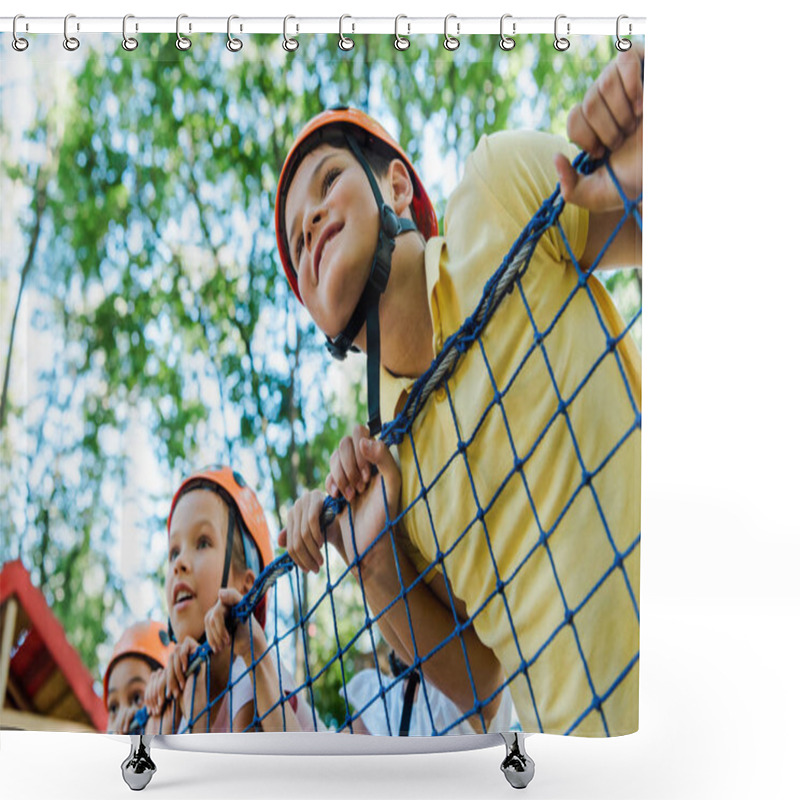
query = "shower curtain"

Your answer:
(0, 21), (642, 740)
